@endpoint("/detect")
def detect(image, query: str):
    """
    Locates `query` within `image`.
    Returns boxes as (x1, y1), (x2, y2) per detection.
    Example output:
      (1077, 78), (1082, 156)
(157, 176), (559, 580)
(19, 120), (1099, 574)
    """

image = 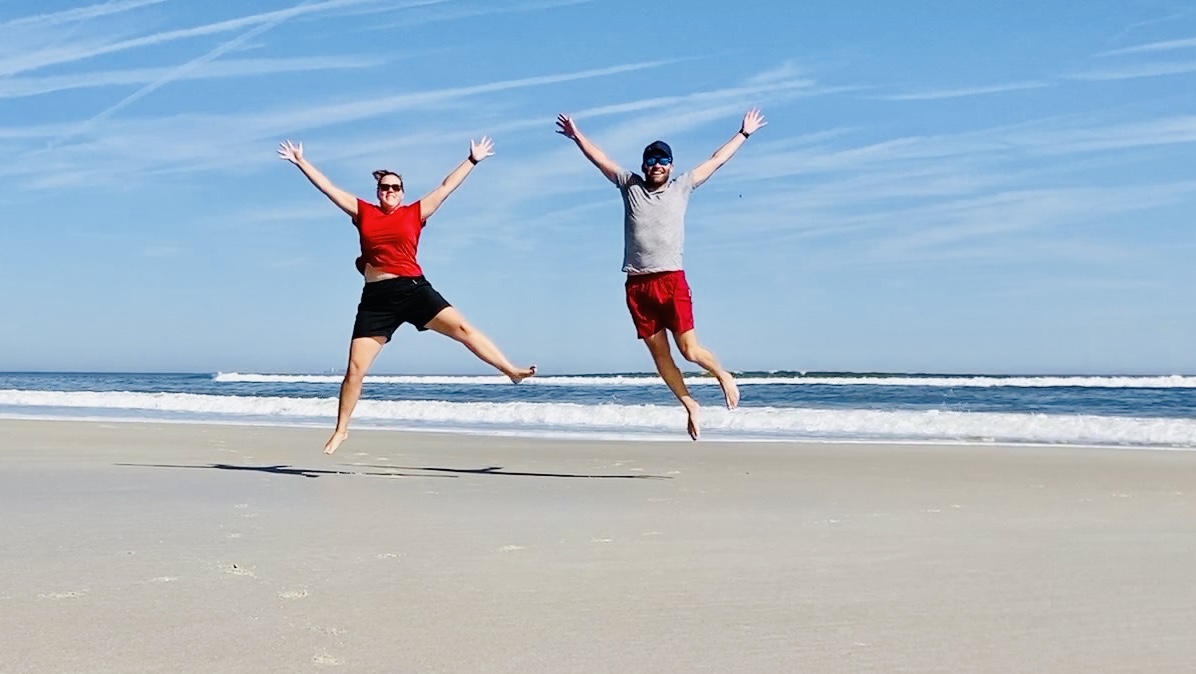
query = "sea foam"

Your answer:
(213, 372), (1196, 388)
(3, 389), (1194, 448)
